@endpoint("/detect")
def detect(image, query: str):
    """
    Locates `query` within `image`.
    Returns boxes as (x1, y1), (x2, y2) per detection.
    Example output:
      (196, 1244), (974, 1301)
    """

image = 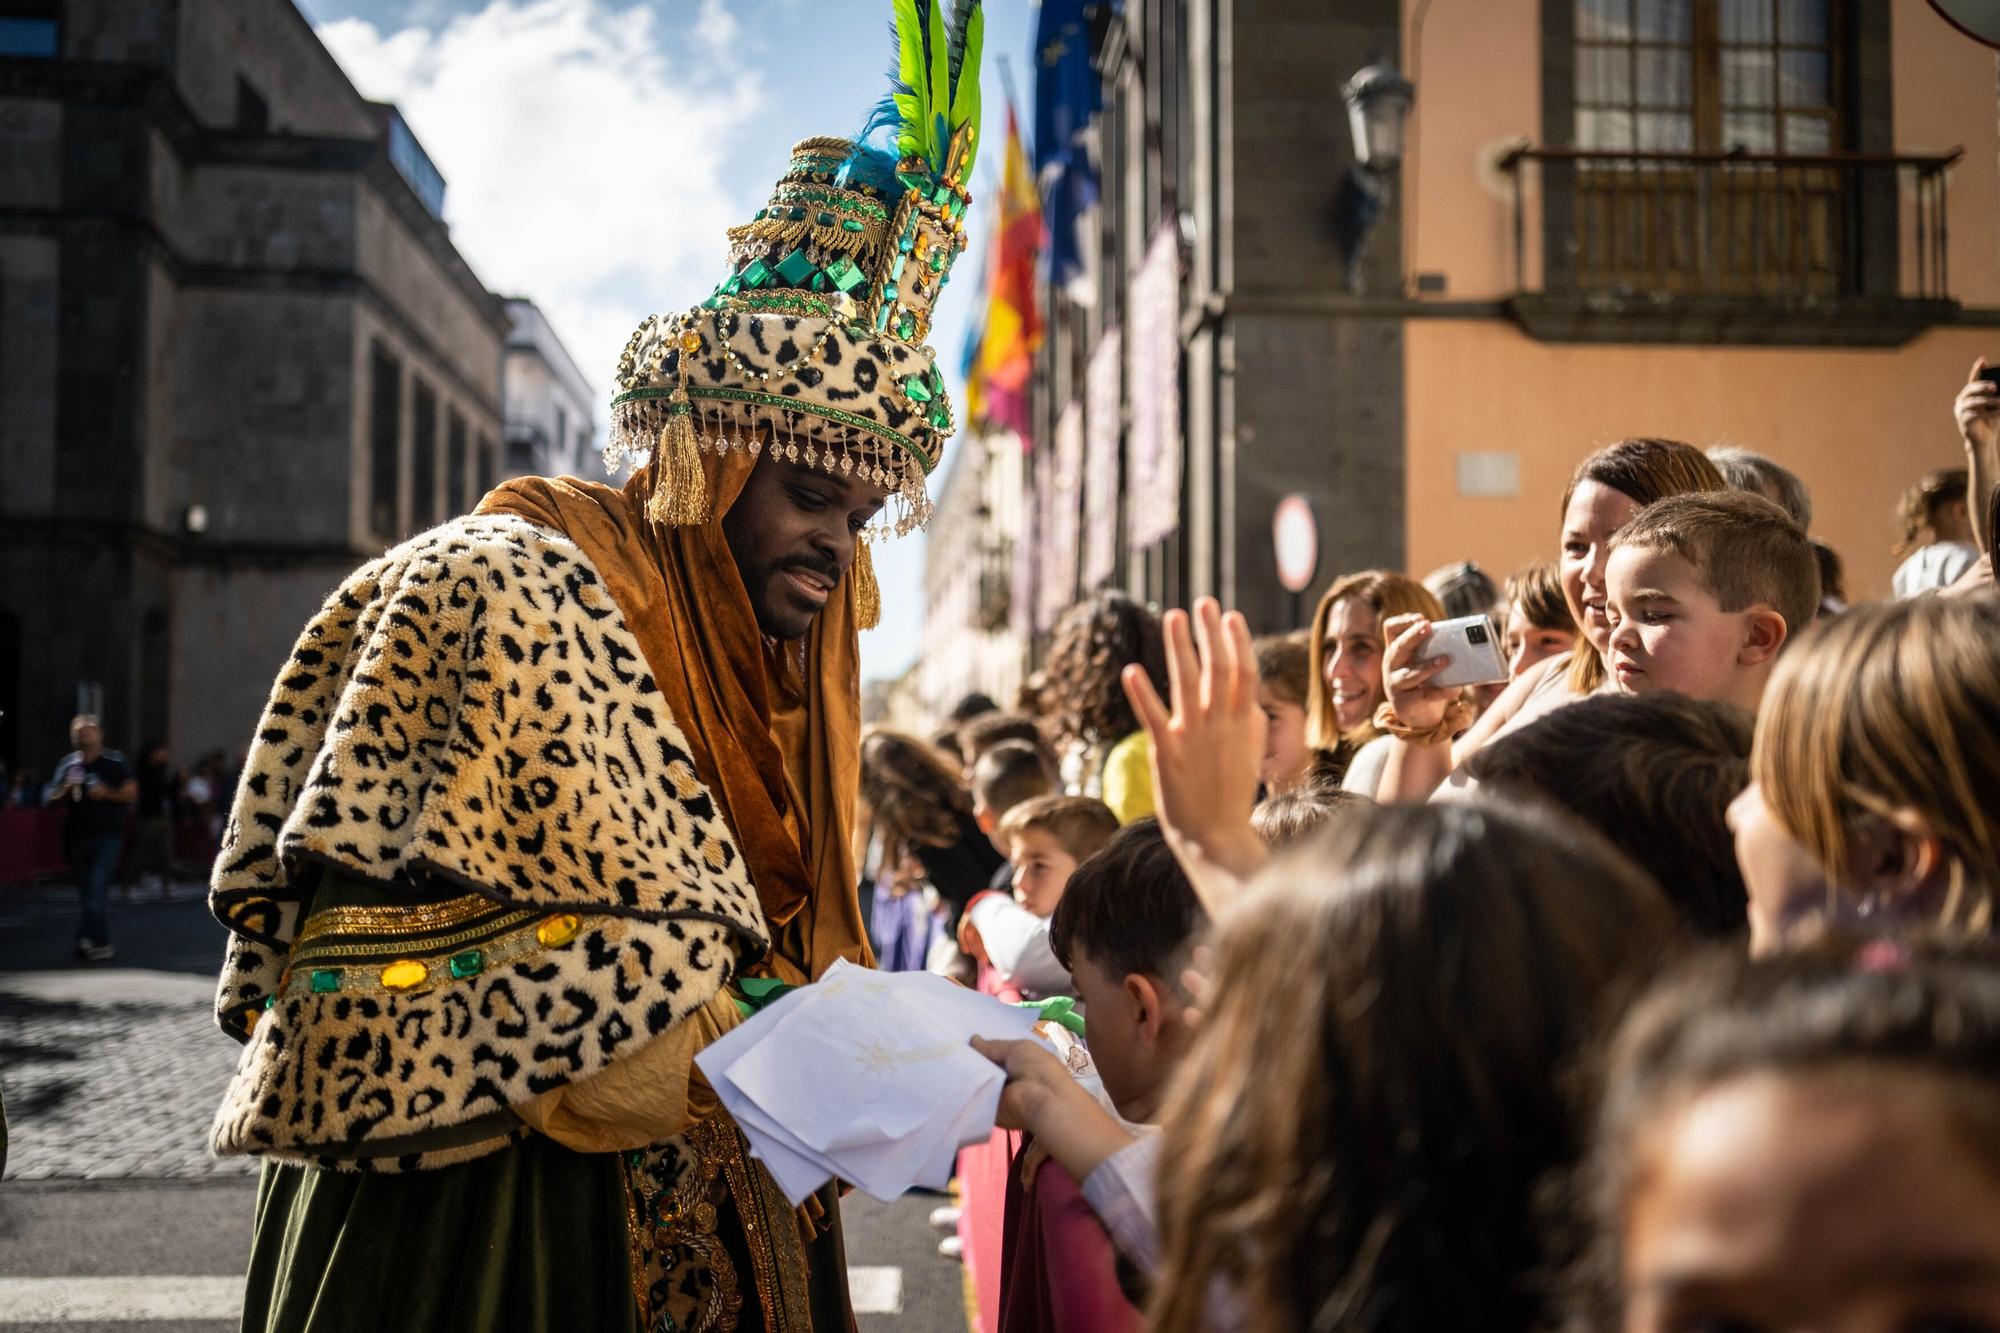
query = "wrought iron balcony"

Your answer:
(1496, 146), (1961, 344)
